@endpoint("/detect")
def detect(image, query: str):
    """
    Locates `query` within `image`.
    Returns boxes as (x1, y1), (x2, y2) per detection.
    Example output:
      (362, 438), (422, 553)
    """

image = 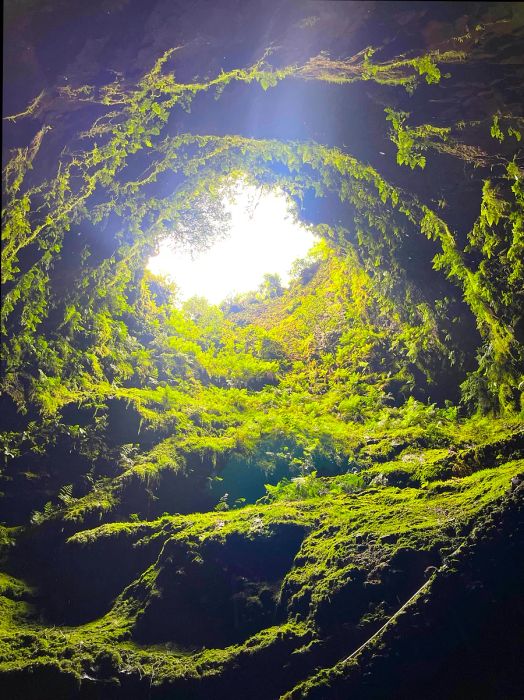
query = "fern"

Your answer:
(58, 484), (74, 506)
